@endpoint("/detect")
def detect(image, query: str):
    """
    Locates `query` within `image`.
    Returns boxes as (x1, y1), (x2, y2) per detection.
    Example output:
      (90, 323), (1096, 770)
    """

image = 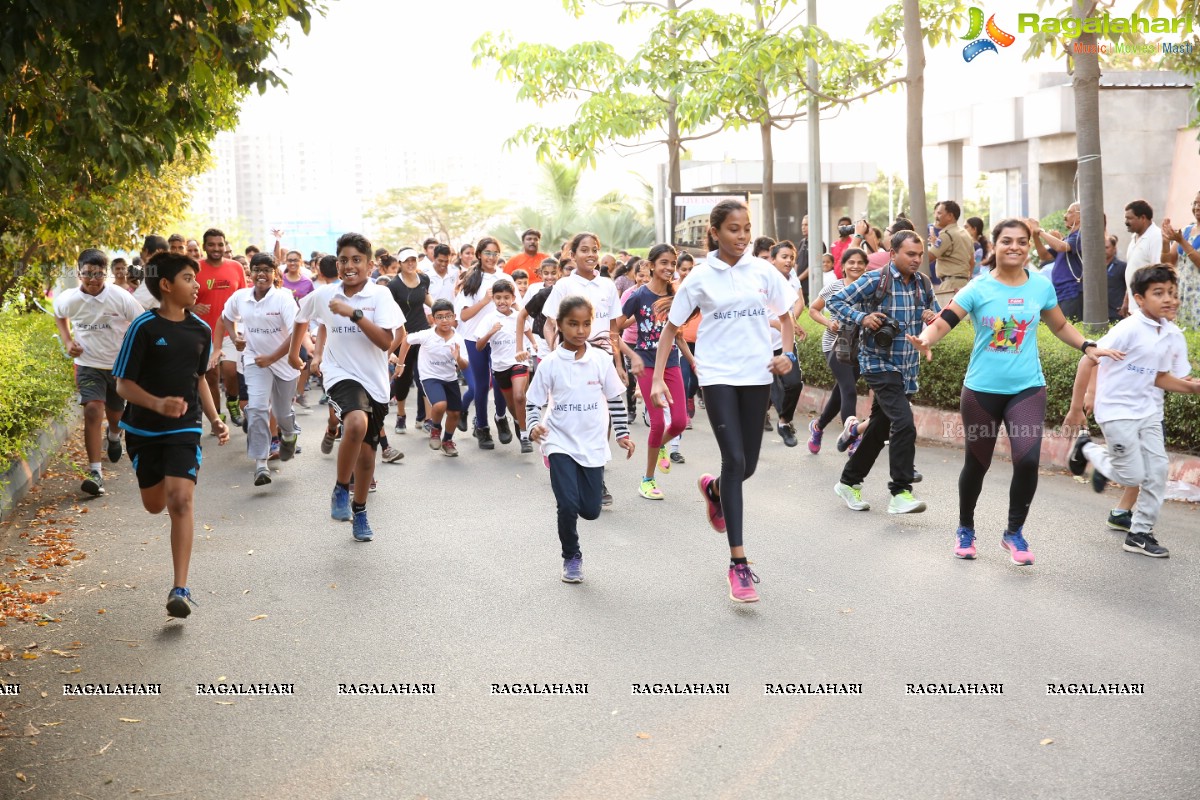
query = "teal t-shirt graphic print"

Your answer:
(953, 270), (1060, 394)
